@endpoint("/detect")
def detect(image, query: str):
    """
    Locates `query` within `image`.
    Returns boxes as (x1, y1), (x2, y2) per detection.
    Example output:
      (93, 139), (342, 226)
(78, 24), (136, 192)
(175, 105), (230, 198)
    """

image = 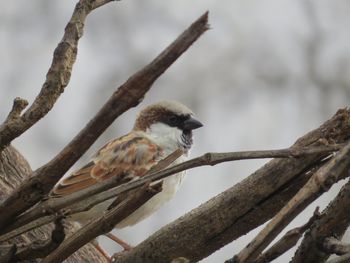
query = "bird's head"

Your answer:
(133, 101), (203, 152)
